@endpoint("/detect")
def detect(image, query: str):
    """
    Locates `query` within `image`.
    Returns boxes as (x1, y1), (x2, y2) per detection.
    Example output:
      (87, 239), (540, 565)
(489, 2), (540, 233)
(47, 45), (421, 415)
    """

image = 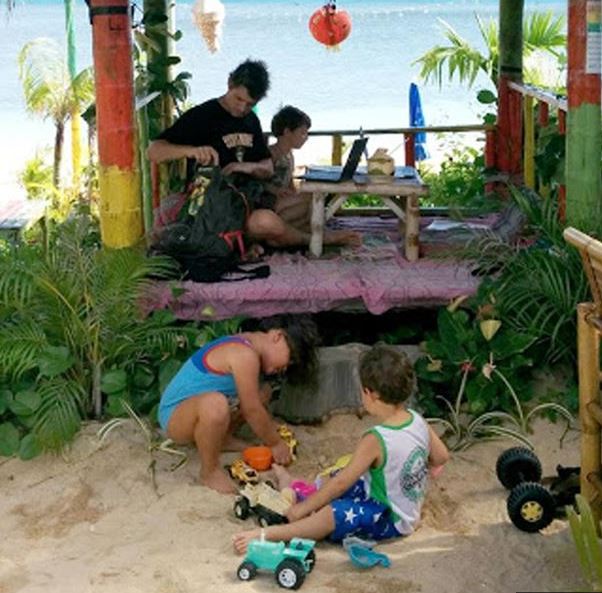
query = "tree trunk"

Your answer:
(566, 0), (602, 233)
(53, 120), (65, 188)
